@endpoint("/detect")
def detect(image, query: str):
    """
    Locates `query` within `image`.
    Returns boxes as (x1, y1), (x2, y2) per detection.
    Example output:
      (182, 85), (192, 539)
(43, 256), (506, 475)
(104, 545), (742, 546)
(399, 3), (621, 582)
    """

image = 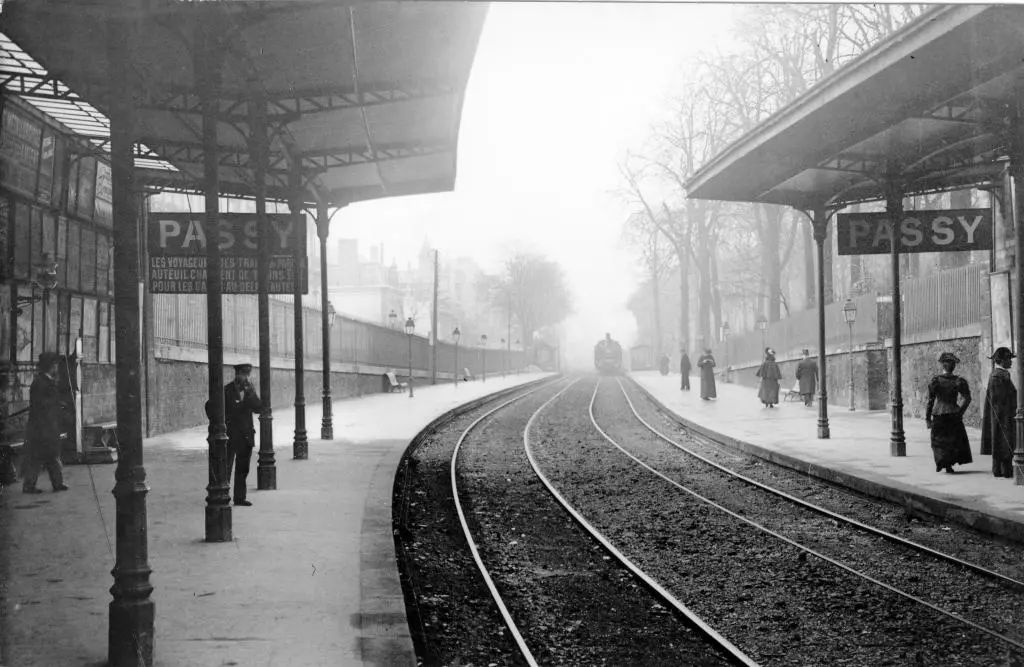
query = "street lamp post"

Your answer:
(15, 254), (59, 348)
(722, 322), (730, 383)
(453, 326), (461, 389)
(501, 338), (506, 378)
(405, 317), (415, 397)
(843, 298), (858, 411)
(757, 315), (769, 352)
(389, 309), (397, 330)
(481, 334), (487, 382)
(515, 339), (520, 375)
(321, 302), (336, 439)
